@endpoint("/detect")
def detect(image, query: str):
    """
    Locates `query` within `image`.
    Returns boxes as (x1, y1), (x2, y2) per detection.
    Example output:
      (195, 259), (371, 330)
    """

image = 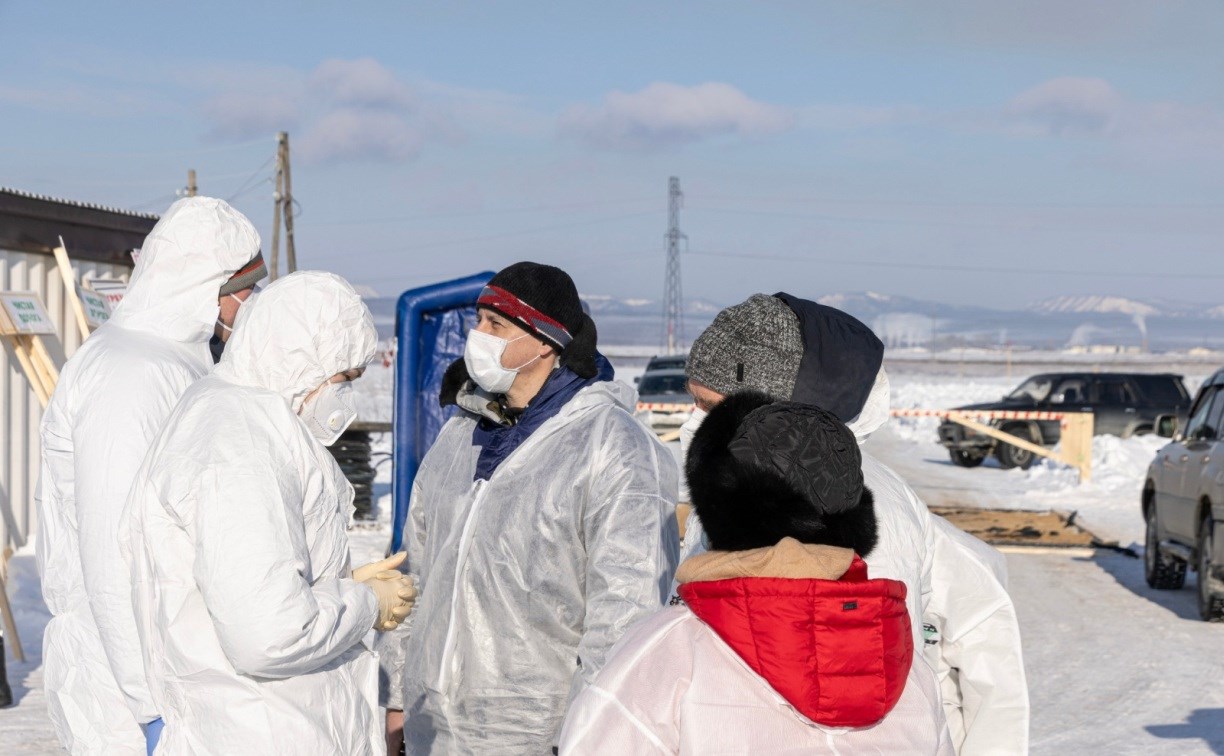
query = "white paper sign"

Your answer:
(0, 292), (57, 336)
(88, 279), (128, 310)
(78, 287), (111, 328)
